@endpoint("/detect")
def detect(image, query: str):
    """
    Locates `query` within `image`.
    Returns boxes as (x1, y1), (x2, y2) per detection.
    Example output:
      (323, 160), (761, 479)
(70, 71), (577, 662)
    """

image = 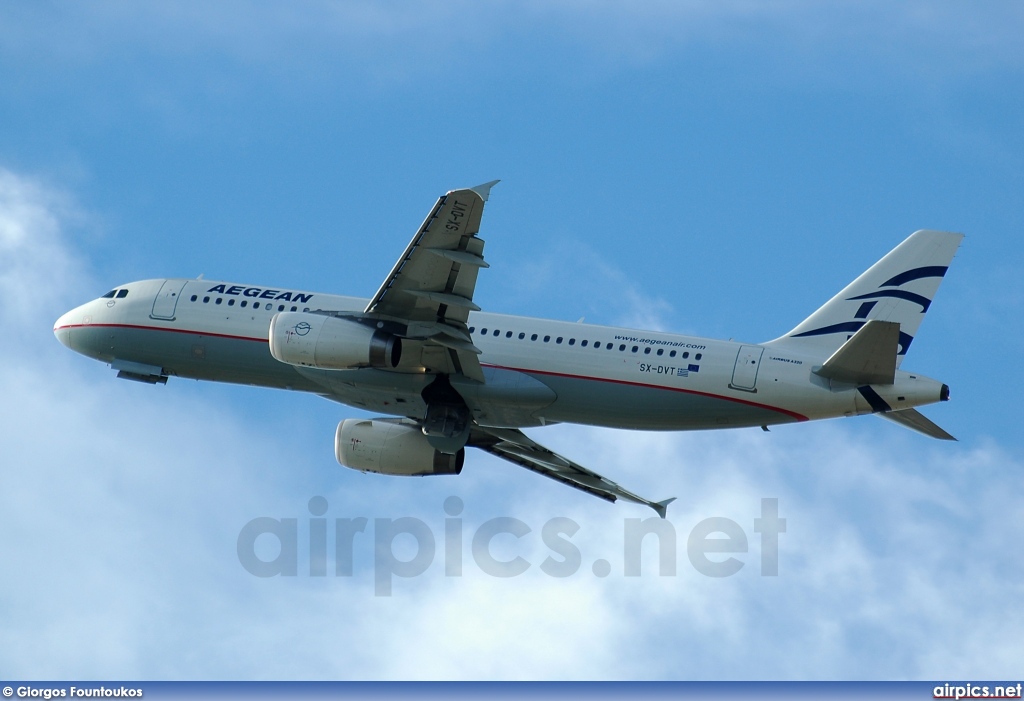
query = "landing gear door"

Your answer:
(151, 279), (188, 320)
(730, 345), (764, 392)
